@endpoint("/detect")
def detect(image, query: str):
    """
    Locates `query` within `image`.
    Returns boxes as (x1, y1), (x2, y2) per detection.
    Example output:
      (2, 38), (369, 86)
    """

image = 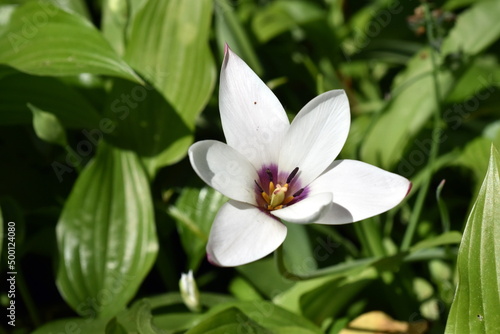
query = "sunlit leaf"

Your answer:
(214, 0), (263, 75)
(252, 0), (324, 43)
(441, 0), (500, 56)
(125, 0), (216, 128)
(445, 145), (500, 333)
(0, 2), (141, 82)
(360, 48), (454, 170)
(168, 187), (227, 271)
(29, 104), (67, 147)
(56, 142), (158, 318)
